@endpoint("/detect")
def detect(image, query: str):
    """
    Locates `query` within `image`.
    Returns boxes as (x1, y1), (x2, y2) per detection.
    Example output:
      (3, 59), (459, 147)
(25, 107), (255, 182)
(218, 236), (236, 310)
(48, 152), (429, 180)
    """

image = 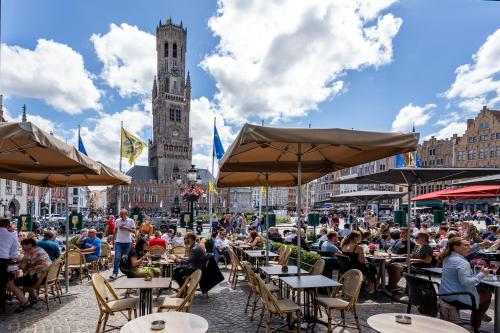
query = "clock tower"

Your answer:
(149, 18), (192, 181)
